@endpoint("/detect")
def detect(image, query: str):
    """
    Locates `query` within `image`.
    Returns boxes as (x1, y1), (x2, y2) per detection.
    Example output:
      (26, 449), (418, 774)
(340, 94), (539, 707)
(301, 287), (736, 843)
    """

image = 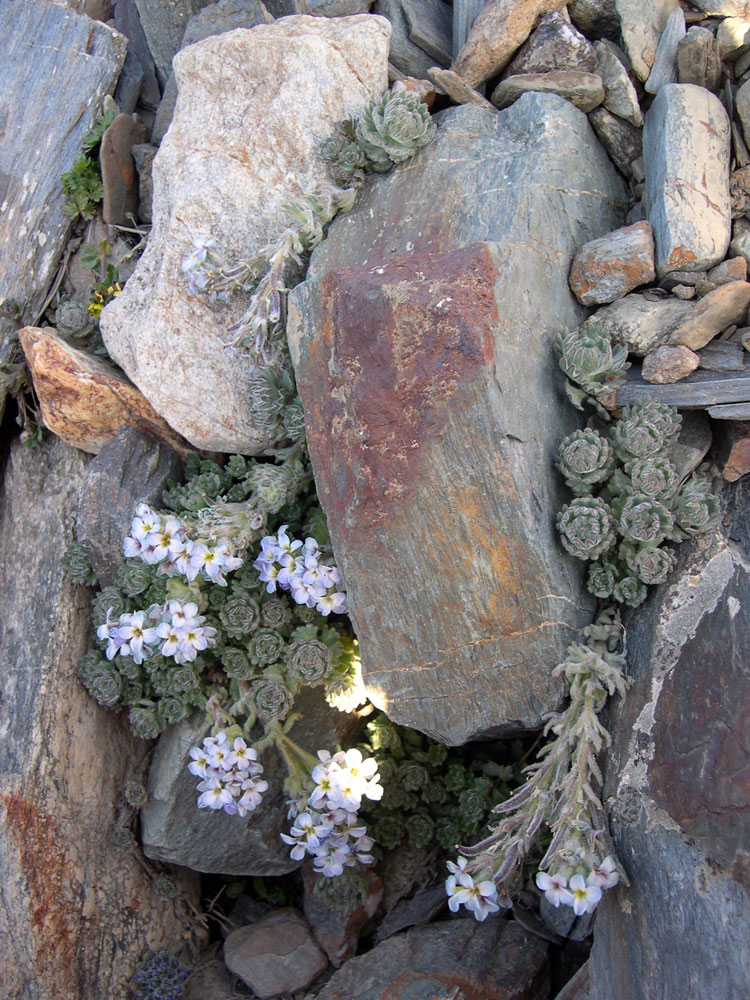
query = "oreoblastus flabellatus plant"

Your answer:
(446, 323), (721, 921)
